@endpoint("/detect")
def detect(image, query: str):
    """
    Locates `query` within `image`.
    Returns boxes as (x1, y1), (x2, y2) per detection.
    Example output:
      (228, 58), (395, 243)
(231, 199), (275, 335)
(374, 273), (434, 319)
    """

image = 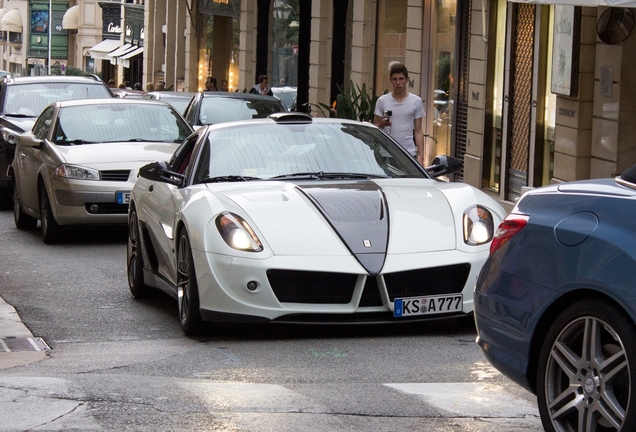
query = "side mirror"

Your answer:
(426, 155), (462, 178)
(17, 133), (42, 149)
(138, 161), (185, 187)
